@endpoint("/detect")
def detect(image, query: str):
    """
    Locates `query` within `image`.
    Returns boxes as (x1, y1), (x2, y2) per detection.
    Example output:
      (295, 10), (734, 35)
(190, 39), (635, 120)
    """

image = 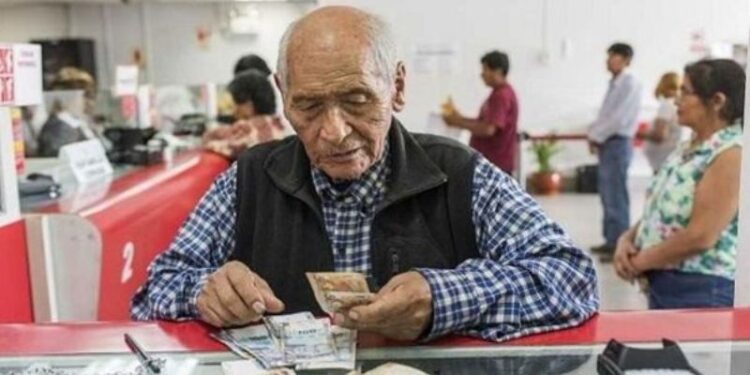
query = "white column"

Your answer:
(735, 31), (750, 306)
(0, 106), (20, 227)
